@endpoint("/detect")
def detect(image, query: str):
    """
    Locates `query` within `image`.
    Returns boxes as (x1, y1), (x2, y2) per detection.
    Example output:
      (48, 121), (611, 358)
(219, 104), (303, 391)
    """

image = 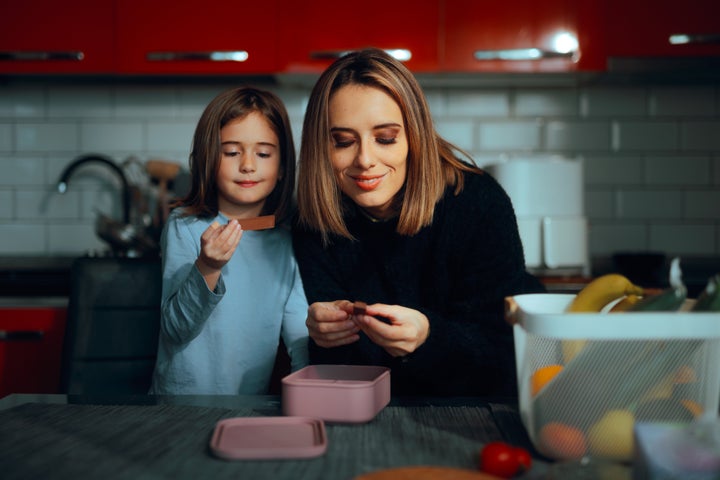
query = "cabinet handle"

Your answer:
(0, 330), (44, 341)
(669, 33), (720, 45)
(310, 49), (412, 62)
(0, 51), (84, 61)
(146, 51), (249, 62)
(473, 48), (576, 61)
